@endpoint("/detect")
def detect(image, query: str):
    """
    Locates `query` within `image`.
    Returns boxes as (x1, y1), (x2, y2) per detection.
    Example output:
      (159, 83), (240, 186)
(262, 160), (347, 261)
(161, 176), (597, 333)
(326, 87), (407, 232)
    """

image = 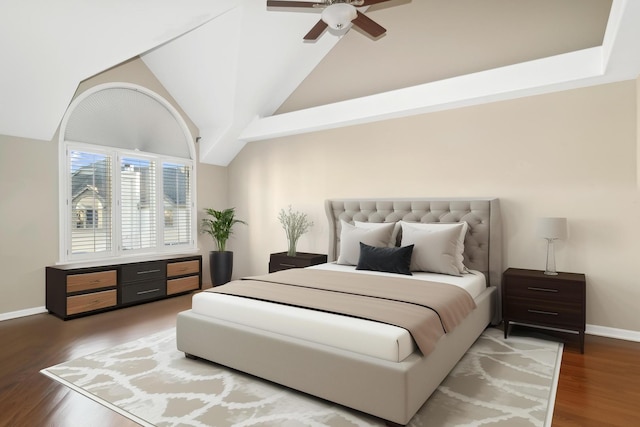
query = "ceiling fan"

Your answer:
(266, 0), (393, 41)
